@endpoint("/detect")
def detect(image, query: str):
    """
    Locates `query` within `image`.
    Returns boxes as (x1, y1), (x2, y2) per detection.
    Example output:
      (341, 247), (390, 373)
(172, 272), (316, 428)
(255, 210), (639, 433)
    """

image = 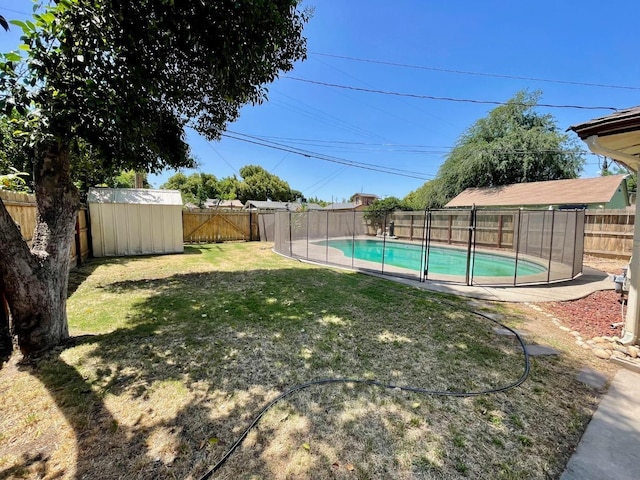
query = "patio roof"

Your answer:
(569, 106), (640, 171)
